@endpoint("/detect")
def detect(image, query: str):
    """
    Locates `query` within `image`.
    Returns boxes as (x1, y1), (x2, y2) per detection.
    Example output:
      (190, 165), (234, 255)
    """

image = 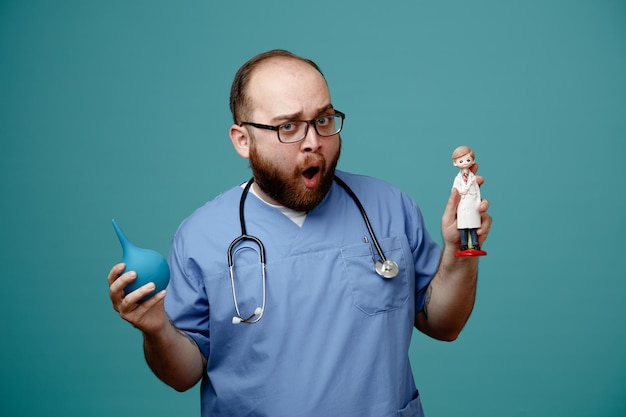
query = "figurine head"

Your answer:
(452, 146), (475, 170)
